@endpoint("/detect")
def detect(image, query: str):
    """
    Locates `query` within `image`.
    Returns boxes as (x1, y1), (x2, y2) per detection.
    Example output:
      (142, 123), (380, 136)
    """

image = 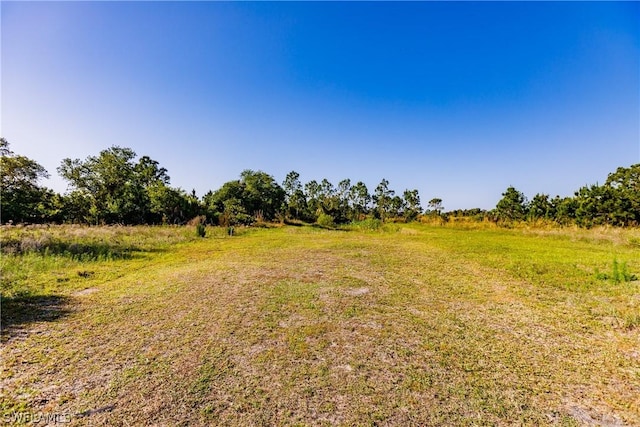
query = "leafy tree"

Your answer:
(373, 179), (394, 221)
(573, 184), (622, 227)
(57, 146), (186, 224)
(403, 189), (422, 221)
(528, 193), (555, 221)
(606, 164), (639, 193)
(337, 179), (351, 199)
(449, 207), (487, 222)
(147, 185), (202, 224)
(427, 198), (443, 214)
(603, 164), (640, 226)
(205, 170), (285, 224)
(59, 146), (140, 224)
(282, 171), (307, 220)
(131, 156), (173, 222)
(335, 179), (352, 222)
(220, 198), (253, 226)
(135, 156), (170, 187)
(349, 181), (370, 221)
(316, 212), (335, 228)
(389, 195), (406, 219)
(294, 178), (352, 224)
(318, 178), (337, 214)
(148, 184), (182, 224)
(553, 196), (577, 225)
(289, 189), (308, 221)
(283, 171), (302, 198)
(204, 180), (244, 217)
(5, 137), (637, 228)
(304, 180), (321, 220)
(0, 138), (51, 223)
(313, 179), (345, 222)
(239, 170), (285, 220)
(495, 186), (528, 222)
(36, 190), (67, 223)
(57, 191), (91, 223)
